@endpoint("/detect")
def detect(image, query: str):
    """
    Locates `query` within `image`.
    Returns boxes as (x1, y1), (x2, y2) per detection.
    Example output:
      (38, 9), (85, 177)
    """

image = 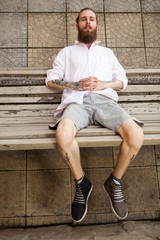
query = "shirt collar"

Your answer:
(75, 40), (101, 46)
